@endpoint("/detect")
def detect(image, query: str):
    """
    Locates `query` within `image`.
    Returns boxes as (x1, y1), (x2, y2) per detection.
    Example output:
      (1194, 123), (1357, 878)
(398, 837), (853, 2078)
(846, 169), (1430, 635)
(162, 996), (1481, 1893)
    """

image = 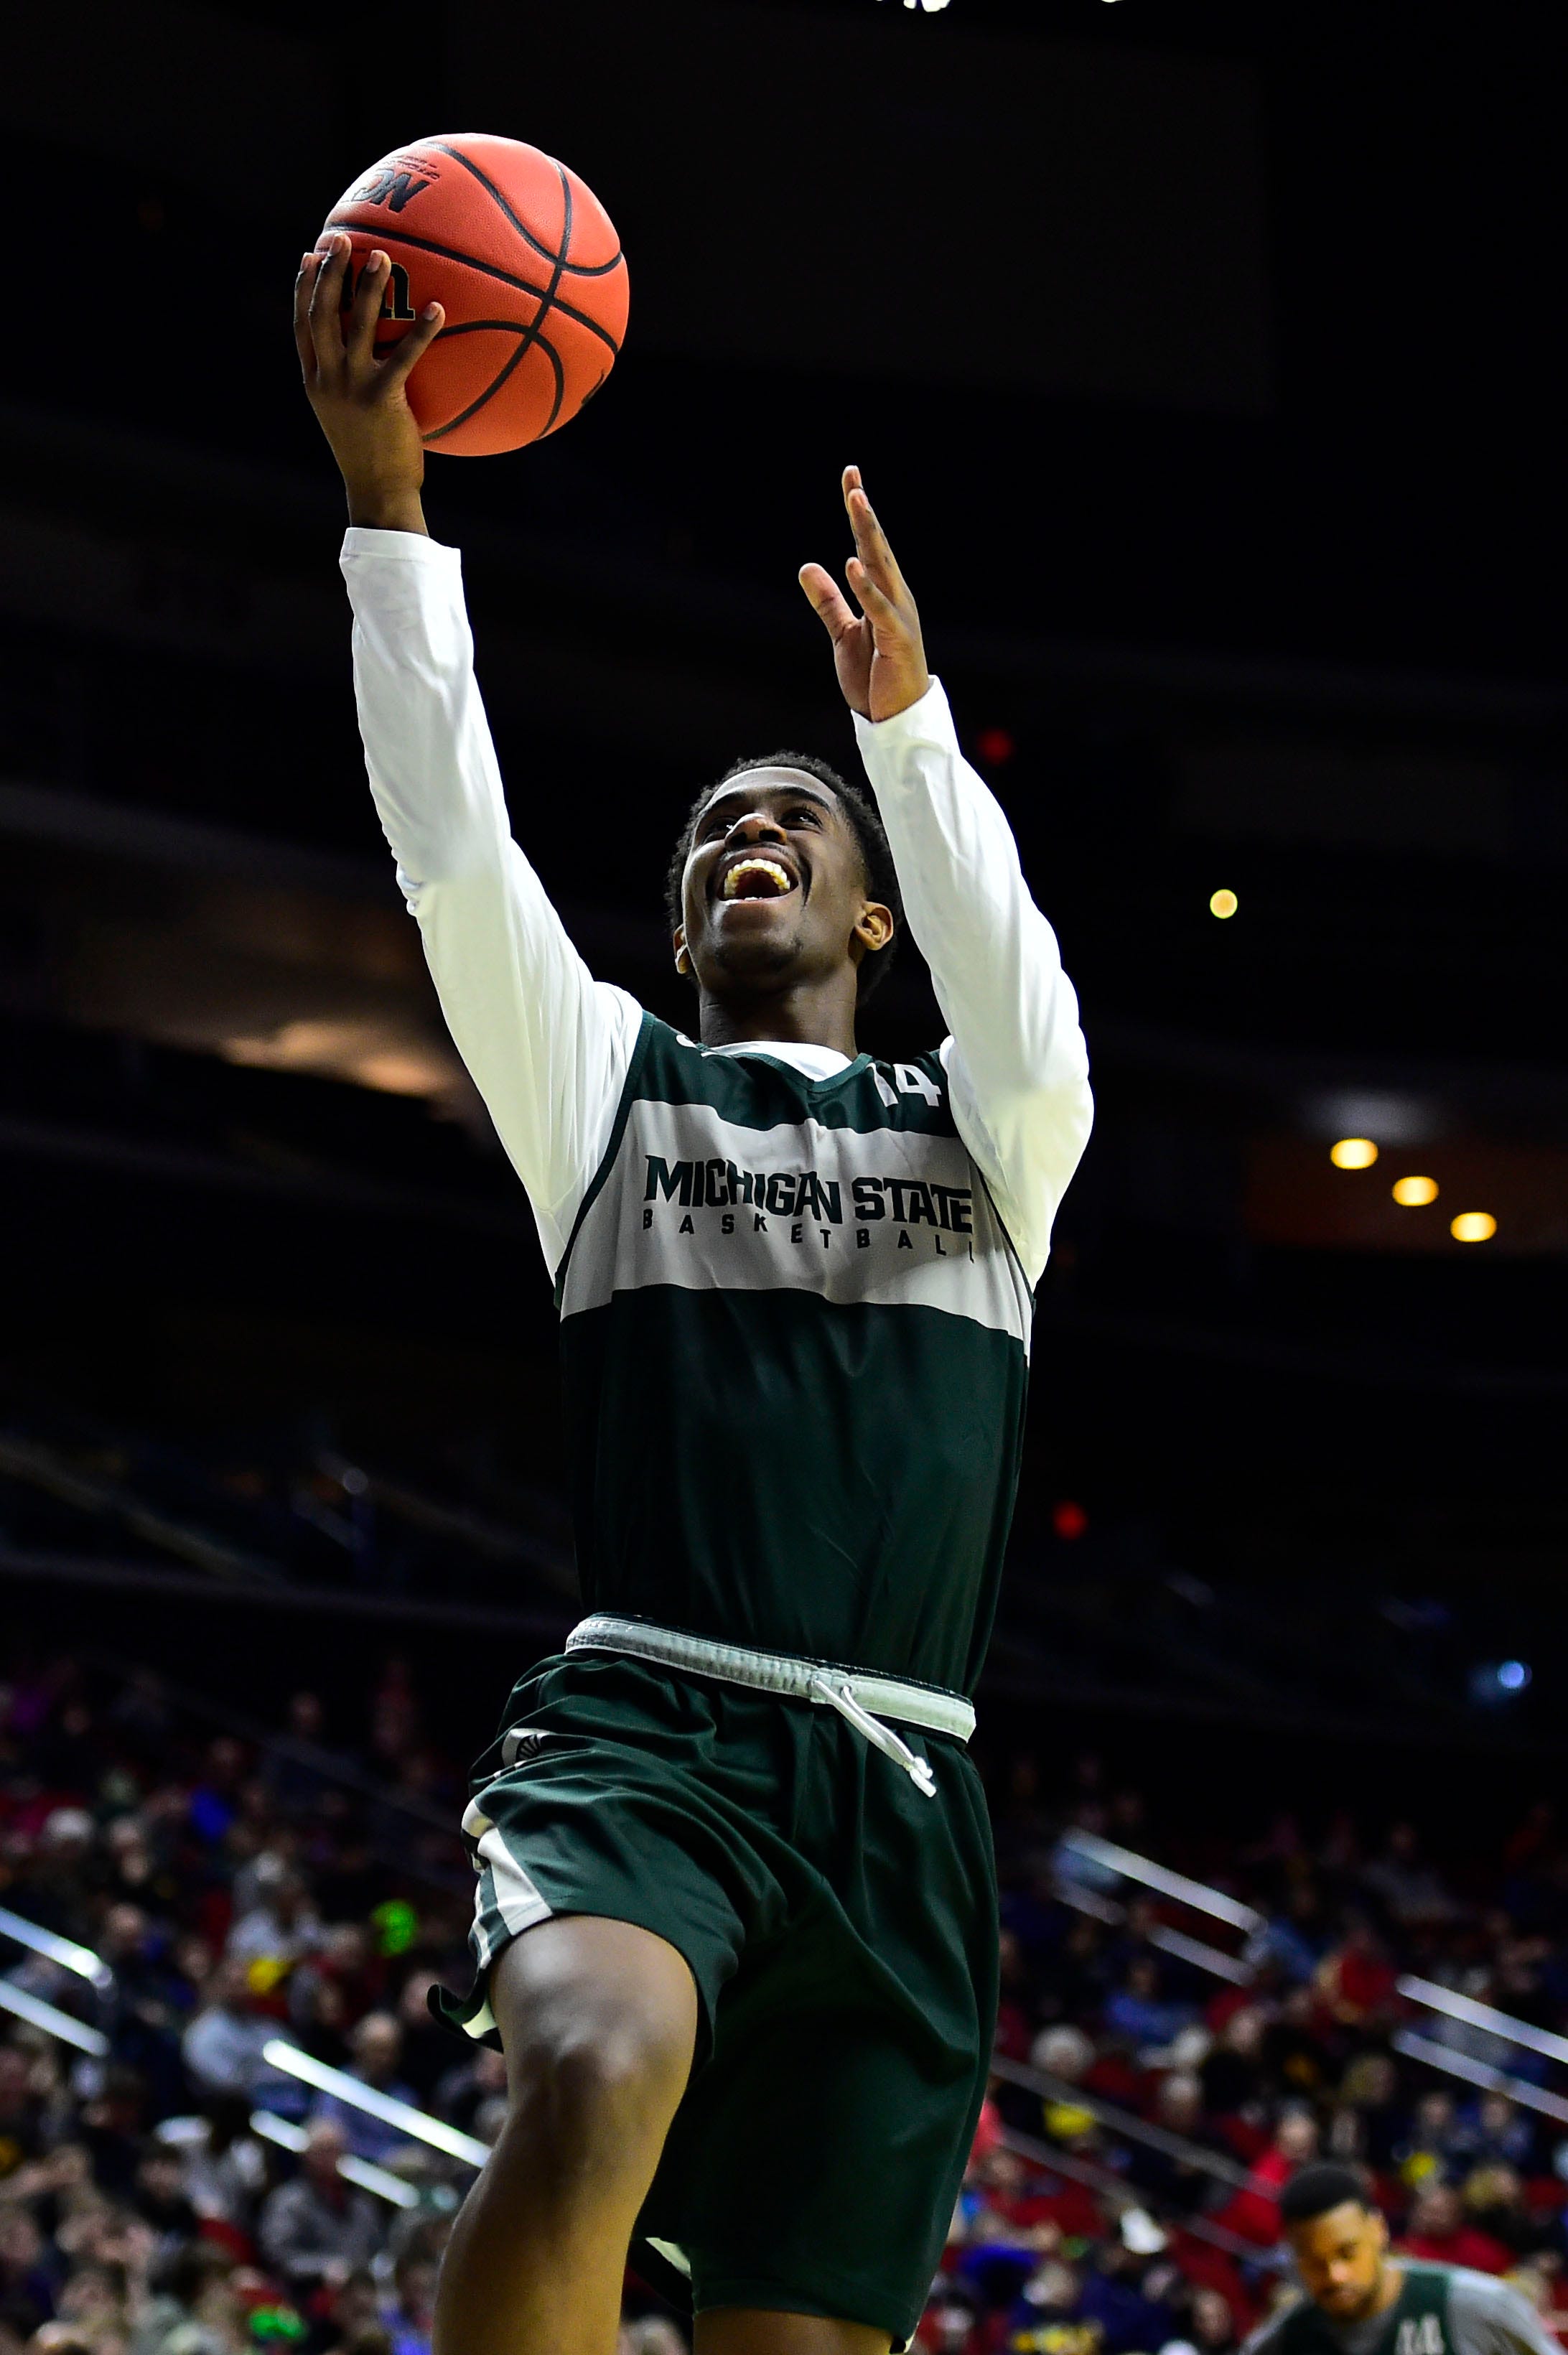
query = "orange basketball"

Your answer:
(322, 132), (629, 458)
